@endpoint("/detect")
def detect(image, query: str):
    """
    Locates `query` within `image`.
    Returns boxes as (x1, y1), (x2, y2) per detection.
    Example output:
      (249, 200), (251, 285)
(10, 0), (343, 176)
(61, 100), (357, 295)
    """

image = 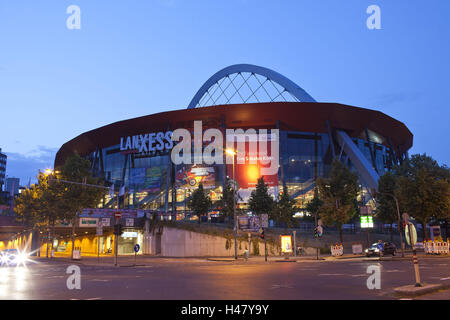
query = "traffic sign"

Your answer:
(317, 225), (323, 237)
(405, 223), (417, 246)
(134, 244), (140, 253)
(115, 211), (121, 218)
